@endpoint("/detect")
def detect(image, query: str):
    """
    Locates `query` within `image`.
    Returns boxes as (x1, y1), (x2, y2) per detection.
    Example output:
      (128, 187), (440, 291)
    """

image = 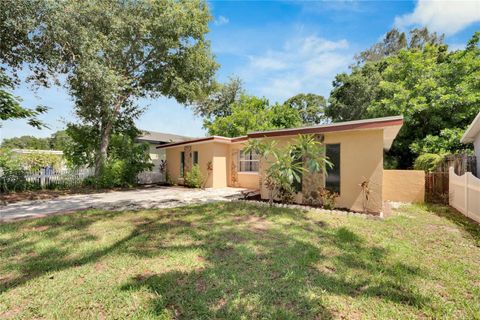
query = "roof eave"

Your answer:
(461, 112), (480, 144)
